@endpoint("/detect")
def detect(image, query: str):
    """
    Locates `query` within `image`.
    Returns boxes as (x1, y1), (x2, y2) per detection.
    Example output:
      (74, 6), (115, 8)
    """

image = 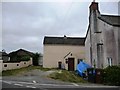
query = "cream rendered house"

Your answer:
(43, 36), (85, 71)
